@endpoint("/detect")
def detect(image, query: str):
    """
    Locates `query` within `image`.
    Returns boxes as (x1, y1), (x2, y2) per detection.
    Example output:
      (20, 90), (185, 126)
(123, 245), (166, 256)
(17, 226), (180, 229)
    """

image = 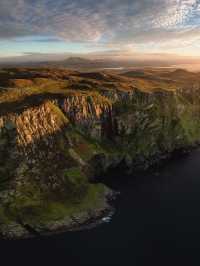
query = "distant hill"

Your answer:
(160, 69), (199, 80)
(0, 56), (175, 70)
(45, 57), (122, 69)
(62, 57), (94, 64)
